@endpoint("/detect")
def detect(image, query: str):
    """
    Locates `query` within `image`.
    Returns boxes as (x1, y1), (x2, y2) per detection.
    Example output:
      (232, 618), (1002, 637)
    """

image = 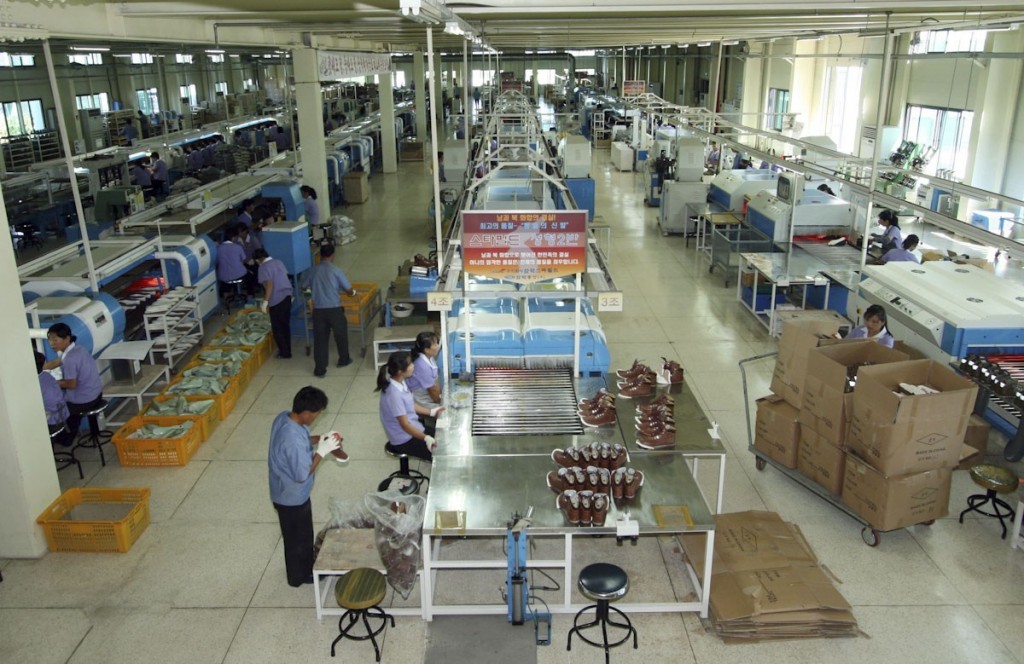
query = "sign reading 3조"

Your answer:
(461, 210), (588, 285)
